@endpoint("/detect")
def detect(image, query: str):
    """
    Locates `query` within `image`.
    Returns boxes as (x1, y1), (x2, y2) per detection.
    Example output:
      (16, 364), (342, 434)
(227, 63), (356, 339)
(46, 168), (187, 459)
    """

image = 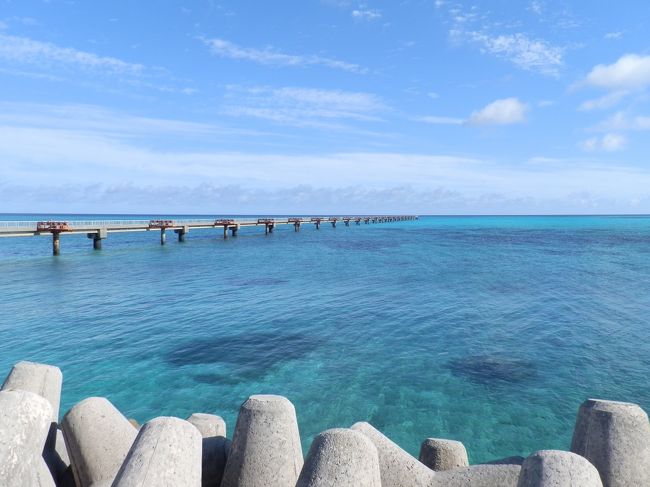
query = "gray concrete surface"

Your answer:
(517, 450), (603, 486)
(419, 438), (469, 471)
